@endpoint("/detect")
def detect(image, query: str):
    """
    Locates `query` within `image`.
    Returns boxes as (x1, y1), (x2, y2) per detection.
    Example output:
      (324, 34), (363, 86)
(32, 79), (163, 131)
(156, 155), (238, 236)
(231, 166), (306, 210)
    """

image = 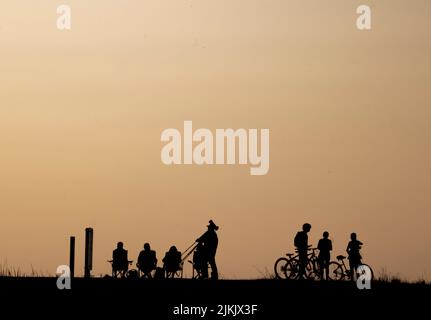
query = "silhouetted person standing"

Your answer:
(317, 231), (332, 280)
(197, 220), (219, 280)
(112, 242), (129, 278)
(294, 223), (311, 279)
(347, 232), (363, 281)
(137, 243), (158, 278)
